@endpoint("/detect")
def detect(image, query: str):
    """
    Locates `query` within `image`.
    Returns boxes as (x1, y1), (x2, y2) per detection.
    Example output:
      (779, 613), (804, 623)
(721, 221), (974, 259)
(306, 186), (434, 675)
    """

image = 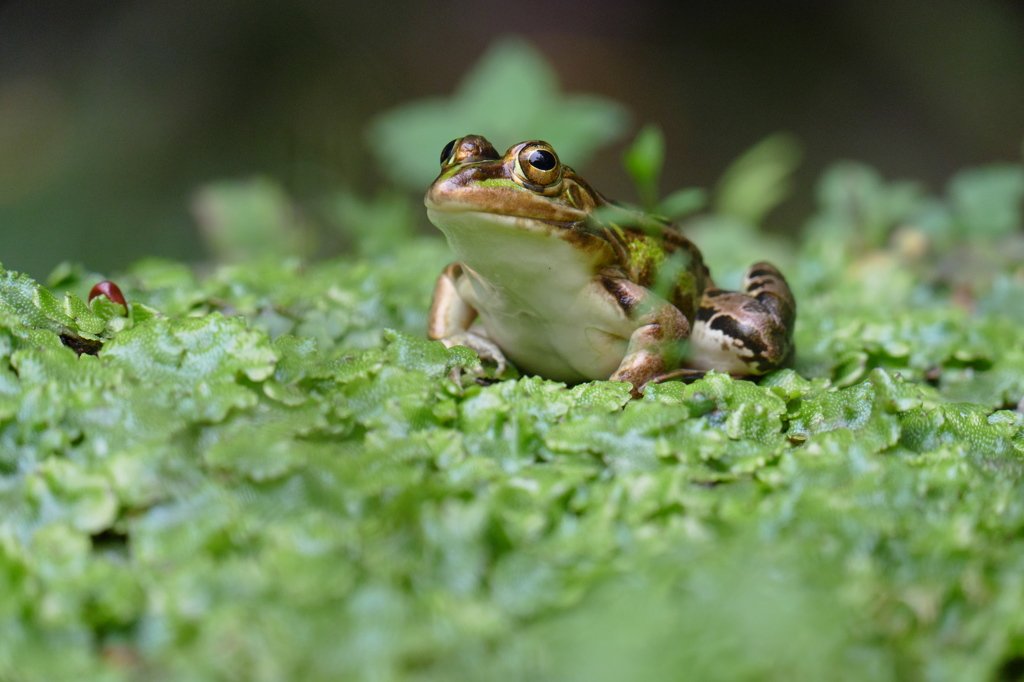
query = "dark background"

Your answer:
(2, 0), (1023, 278)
